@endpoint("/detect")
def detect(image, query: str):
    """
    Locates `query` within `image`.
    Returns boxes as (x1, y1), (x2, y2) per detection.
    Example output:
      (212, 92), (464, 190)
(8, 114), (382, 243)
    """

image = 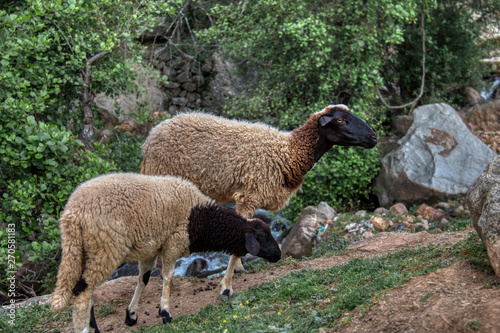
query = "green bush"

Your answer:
(106, 132), (146, 173)
(384, 0), (498, 109)
(0, 116), (116, 293)
(283, 146), (381, 219)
